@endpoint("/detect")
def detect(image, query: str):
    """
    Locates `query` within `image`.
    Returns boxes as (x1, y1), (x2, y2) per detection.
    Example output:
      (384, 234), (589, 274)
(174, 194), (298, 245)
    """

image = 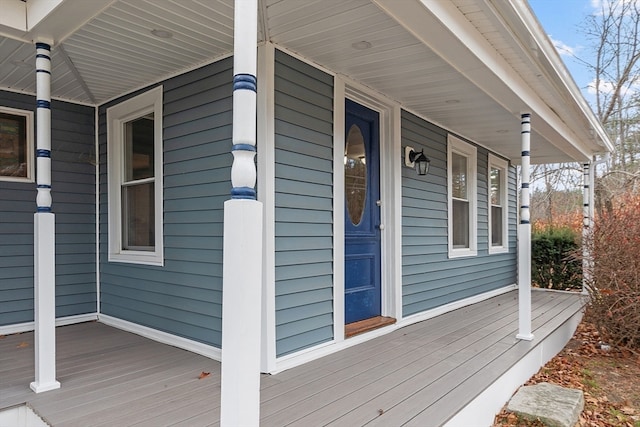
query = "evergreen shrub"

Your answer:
(531, 227), (582, 290)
